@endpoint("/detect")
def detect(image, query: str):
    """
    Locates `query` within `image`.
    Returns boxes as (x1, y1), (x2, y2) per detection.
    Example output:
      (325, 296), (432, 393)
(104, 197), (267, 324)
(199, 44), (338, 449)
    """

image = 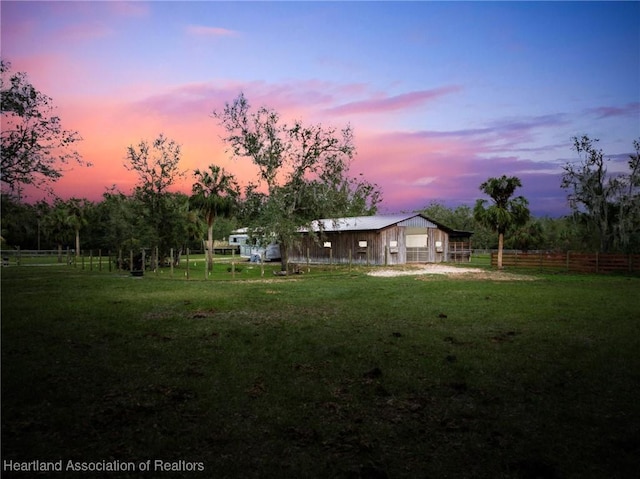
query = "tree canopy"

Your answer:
(561, 136), (640, 253)
(0, 59), (88, 195)
(124, 134), (189, 267)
